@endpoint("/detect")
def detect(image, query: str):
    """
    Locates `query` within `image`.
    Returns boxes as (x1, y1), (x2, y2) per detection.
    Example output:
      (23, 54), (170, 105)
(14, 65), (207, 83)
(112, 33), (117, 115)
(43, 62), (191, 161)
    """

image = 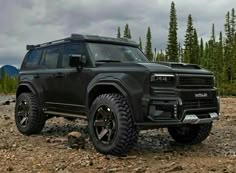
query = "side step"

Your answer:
(44, 111), (87, 120)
